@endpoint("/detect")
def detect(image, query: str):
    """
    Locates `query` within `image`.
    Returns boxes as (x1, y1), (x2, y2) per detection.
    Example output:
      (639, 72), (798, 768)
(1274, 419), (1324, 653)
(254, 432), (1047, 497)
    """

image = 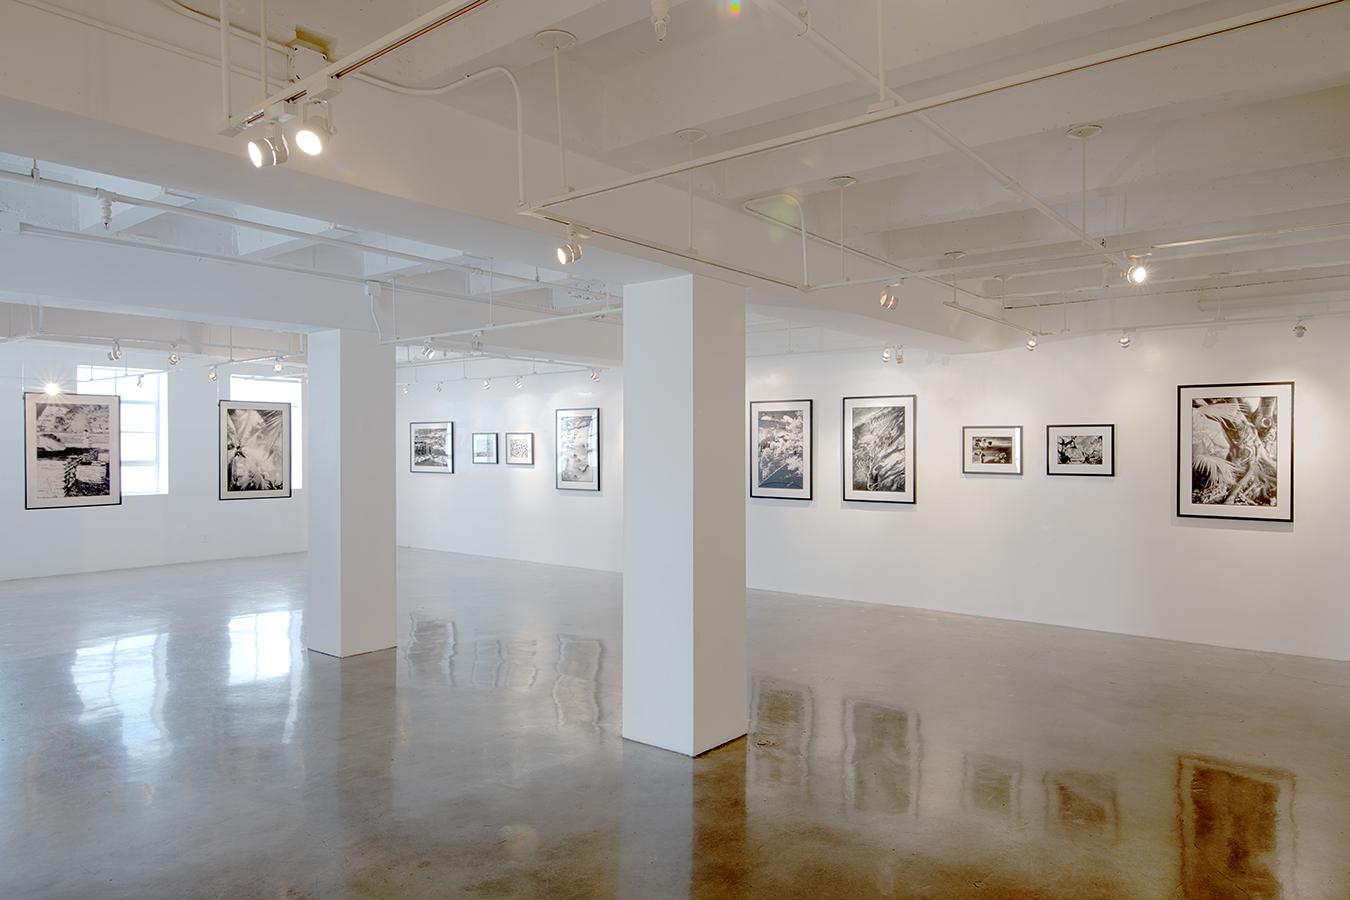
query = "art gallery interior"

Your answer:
(2, 0), (1349, 896)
